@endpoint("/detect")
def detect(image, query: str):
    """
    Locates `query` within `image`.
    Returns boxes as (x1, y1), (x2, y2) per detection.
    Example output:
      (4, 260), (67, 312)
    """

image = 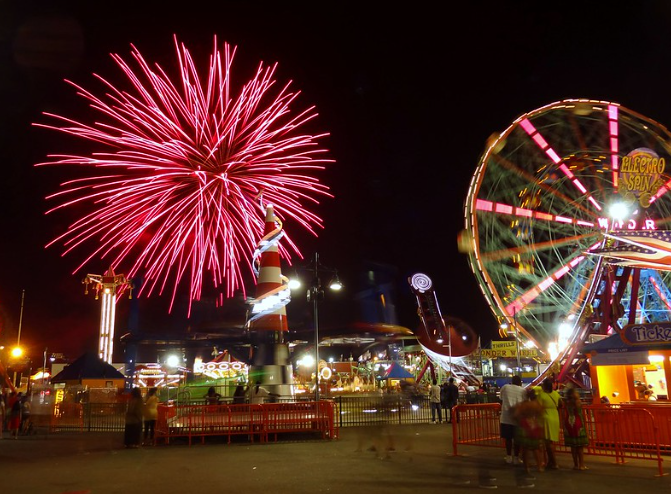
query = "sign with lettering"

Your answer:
(620, 147), (666, 207)
(491, 341), (517, 350)
(480, 348), (538, 359)
(621, 322), (671, 346)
